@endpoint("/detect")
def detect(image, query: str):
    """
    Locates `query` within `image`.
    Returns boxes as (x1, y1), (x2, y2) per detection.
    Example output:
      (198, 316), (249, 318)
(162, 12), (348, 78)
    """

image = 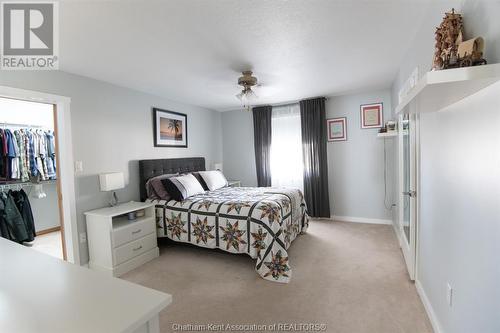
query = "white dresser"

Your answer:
(85, 201), (159, 277)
